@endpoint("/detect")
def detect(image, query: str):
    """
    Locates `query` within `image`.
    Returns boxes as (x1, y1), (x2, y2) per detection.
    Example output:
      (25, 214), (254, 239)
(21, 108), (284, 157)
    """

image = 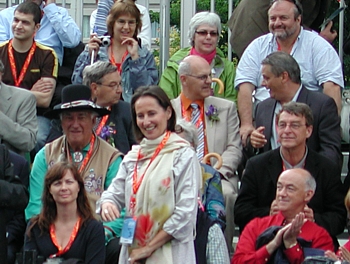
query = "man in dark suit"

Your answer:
(234, 102), (346, 249)
(0, 144), (29, 263)
(249, 51), (342, 168)
(6, 150), (30, 263)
